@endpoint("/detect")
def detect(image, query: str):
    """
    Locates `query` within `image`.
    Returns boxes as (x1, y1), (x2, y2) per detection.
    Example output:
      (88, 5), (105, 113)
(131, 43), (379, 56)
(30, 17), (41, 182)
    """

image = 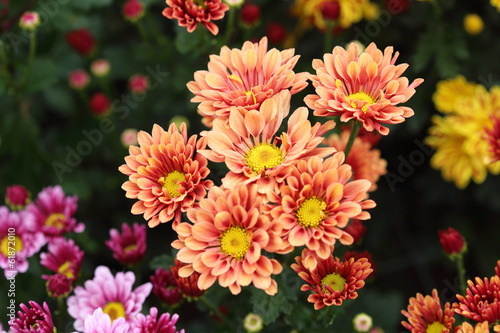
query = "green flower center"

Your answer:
(321, 273), (346, 294)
